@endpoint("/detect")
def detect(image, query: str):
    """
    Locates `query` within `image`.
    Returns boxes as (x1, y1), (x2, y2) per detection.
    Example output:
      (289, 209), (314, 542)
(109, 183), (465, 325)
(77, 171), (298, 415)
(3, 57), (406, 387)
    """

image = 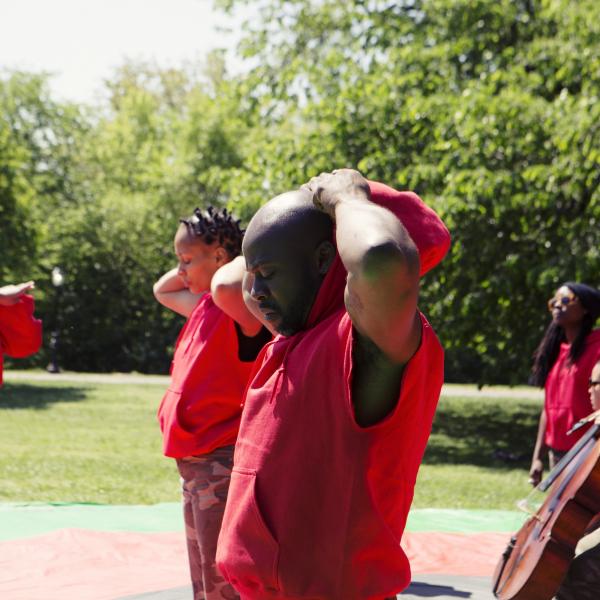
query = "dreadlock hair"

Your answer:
(180, 206), (244, 260)
(531, 307), (596, 388)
